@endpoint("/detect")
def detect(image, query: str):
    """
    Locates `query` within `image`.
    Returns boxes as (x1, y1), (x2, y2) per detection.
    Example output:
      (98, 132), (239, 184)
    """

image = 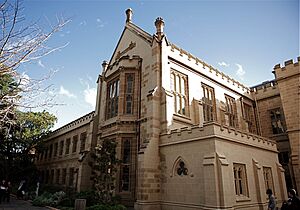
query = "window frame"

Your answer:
(106, 77), (120, 119)
(202, 83), (216, 122)
(72, 135), (78, 153)
(233, 163), (249, 197)
(269, 108), (285, 134)
(263, 167), (274, 194)
(170, 70), (189, 117)
(225, 94), (237, 127)
(119, 138), (131, 192)
(65, 138), (71, 155)
(80, 132), (87, 152)
(124, 73), (135, 115)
